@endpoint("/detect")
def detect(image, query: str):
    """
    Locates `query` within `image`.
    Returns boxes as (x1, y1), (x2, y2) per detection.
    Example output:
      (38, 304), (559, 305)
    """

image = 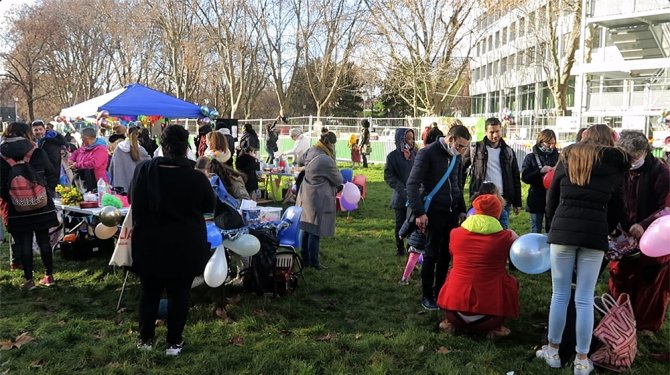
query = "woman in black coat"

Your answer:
(521, 129), (559, 233)
(538, 124), (629, 374)
(0, 122), (59, 290)
(130, 125), (215, 355)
